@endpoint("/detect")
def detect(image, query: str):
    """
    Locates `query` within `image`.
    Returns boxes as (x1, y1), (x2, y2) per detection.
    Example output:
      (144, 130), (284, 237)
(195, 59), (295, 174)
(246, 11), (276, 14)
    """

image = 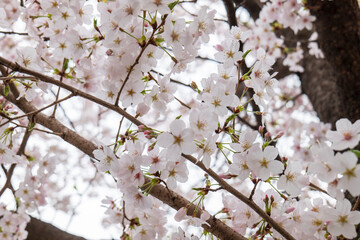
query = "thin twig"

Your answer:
(65, 170), (98, 230)
(195, 55), (222, 64)
(0, 76), (37, 80)
(0, 31), (28, 36)
(352, 196), (360, 211)
(0, 124), (33, 197)
(175, 96), (191, 109)
(0, 56), (143, 126)
(0, 56), (295, 240)
(114, 116), (125, 153)
(182, 153), (296, 240)
(51, 58), (67, 117)
(150, 69), (192, 89)
(115, 16), (168, 106)
(0, 84), (247, 240)
(274, 93), (303, 111)
(0, 93), (74, 128)
(249, 179), (259, 200)
(50, 89), (76, 130)
(309, 182), (329, 195)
